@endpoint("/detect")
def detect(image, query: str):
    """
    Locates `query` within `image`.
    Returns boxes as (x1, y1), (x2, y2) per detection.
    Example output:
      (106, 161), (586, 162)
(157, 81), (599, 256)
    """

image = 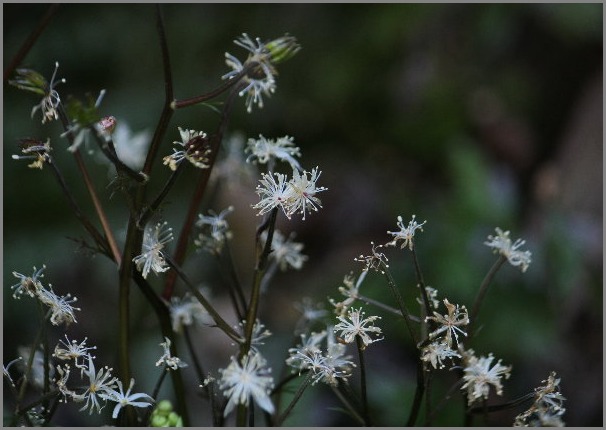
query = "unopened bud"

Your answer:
(98, 116), (117, 134)
(266, 34), (301, 64)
